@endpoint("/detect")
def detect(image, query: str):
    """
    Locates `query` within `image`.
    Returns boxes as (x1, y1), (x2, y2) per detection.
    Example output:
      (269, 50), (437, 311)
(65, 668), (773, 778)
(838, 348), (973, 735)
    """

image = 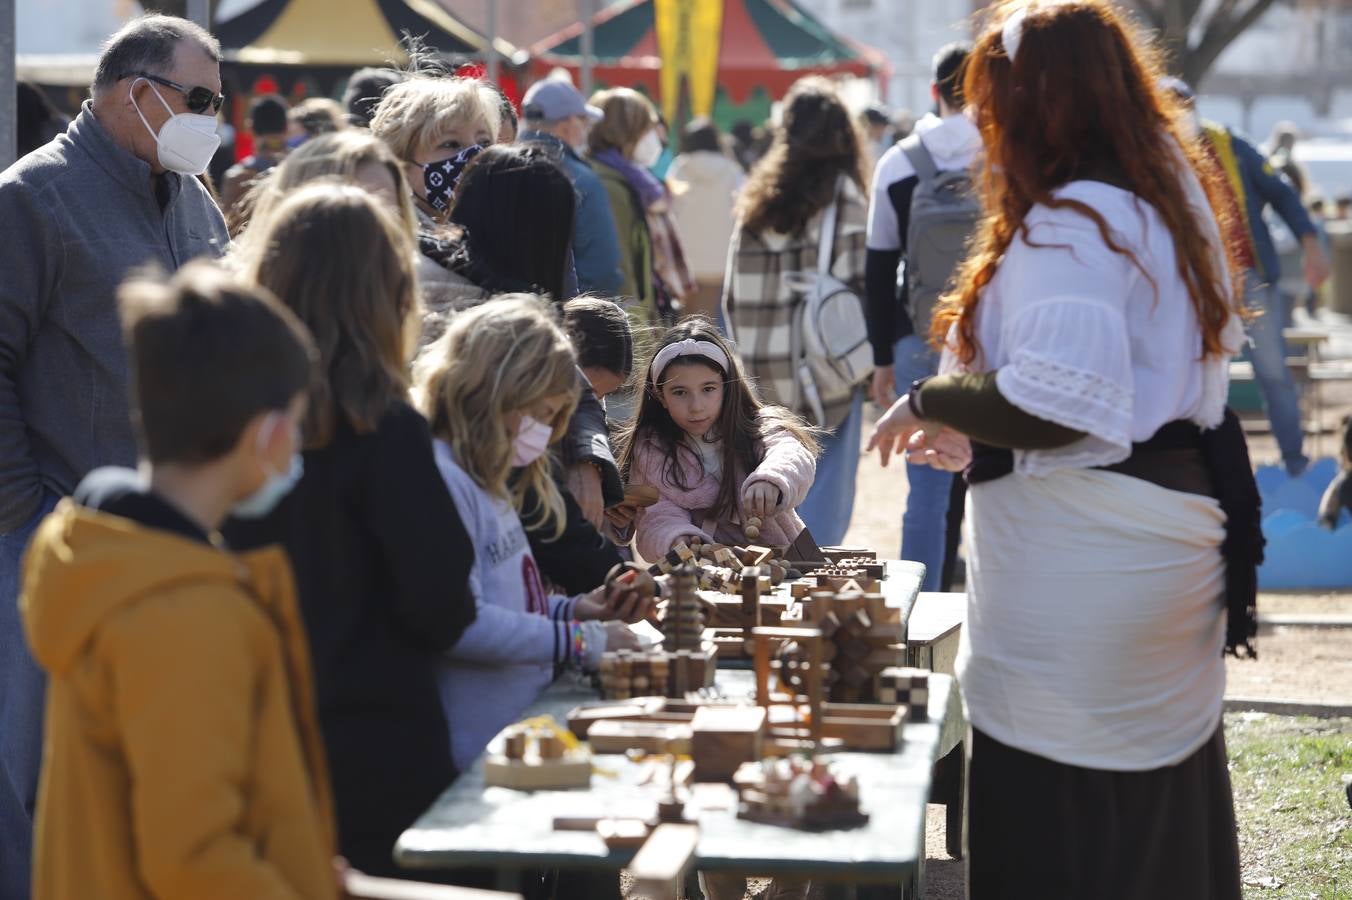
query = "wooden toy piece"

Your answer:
(484, 720), (591, 790)
(597, 818), (654, 850)
(745, 545), (775, 567)
(673, 540), (696, 563)
(743, 514), (762, 541)
(661, 565), (706, 653)
(344, 871), (524, 899)
(623, 484), (662, 508)
(752, 626), (825, 753)
(690, 705), (767, 783)
(566, 697), (668, 738)
(734, 757), (868, 832)
(629, 823), (700, 900)
(878, 667), (931, 722)
(587, 719), (693, 755)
